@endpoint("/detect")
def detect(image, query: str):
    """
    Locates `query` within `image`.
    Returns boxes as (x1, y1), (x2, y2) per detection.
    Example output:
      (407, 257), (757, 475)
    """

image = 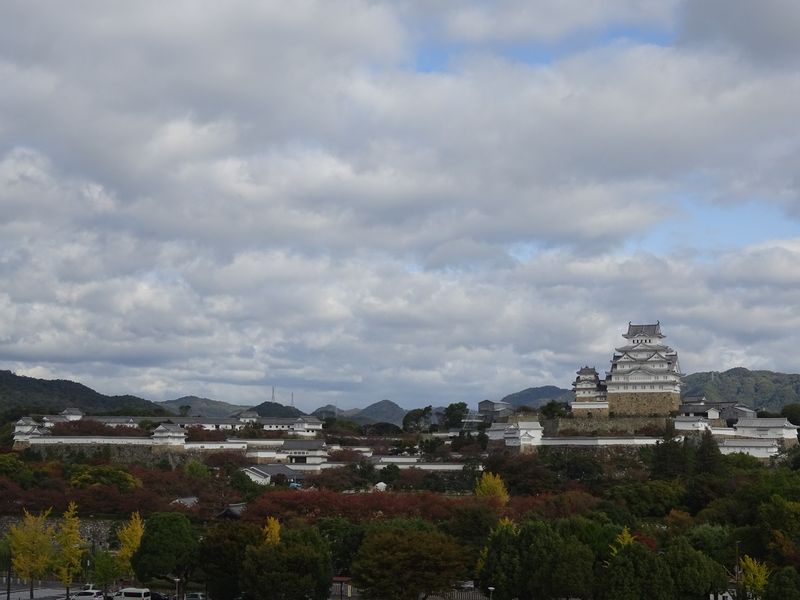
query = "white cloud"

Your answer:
(0, 1), (799, 409)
